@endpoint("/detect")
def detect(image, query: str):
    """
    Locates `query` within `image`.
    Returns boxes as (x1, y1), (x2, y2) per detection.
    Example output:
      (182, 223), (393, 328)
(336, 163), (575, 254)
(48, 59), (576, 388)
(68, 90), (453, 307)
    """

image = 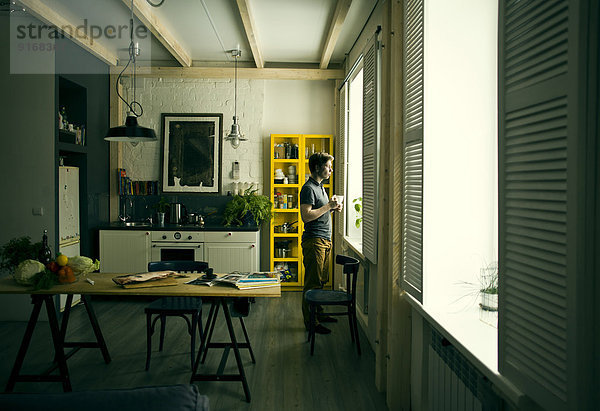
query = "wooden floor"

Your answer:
(0, 292), (388, 411)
